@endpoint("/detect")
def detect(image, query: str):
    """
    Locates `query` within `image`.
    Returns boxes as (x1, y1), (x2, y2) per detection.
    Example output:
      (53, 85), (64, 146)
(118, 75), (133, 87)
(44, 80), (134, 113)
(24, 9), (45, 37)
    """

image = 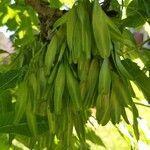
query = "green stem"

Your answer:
(135, 102), (150, 108)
